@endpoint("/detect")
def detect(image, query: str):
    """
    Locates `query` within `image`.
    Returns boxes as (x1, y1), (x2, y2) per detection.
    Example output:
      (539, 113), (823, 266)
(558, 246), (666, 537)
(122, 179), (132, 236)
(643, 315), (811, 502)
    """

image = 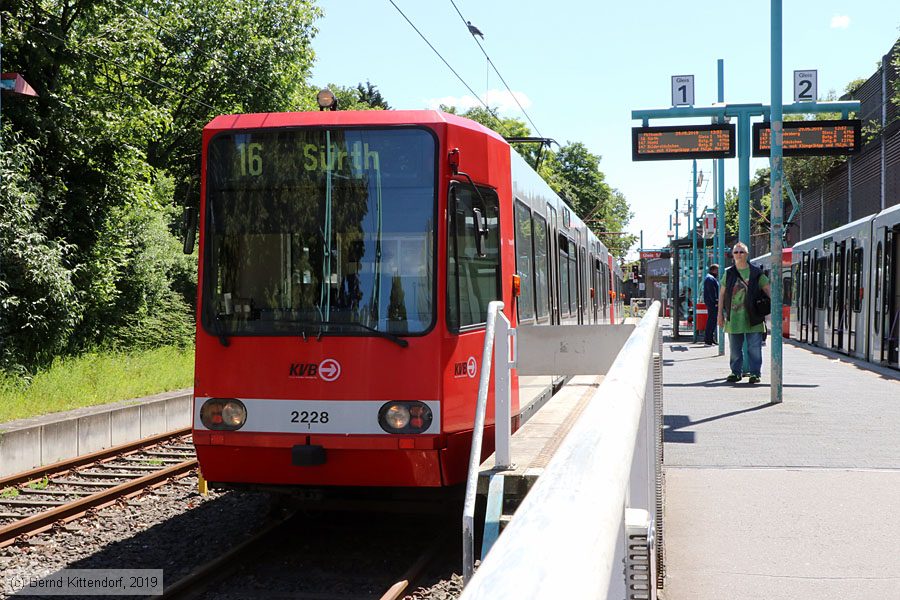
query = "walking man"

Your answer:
(703, 264), (719, 345)
(717, 243), (771, 384)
